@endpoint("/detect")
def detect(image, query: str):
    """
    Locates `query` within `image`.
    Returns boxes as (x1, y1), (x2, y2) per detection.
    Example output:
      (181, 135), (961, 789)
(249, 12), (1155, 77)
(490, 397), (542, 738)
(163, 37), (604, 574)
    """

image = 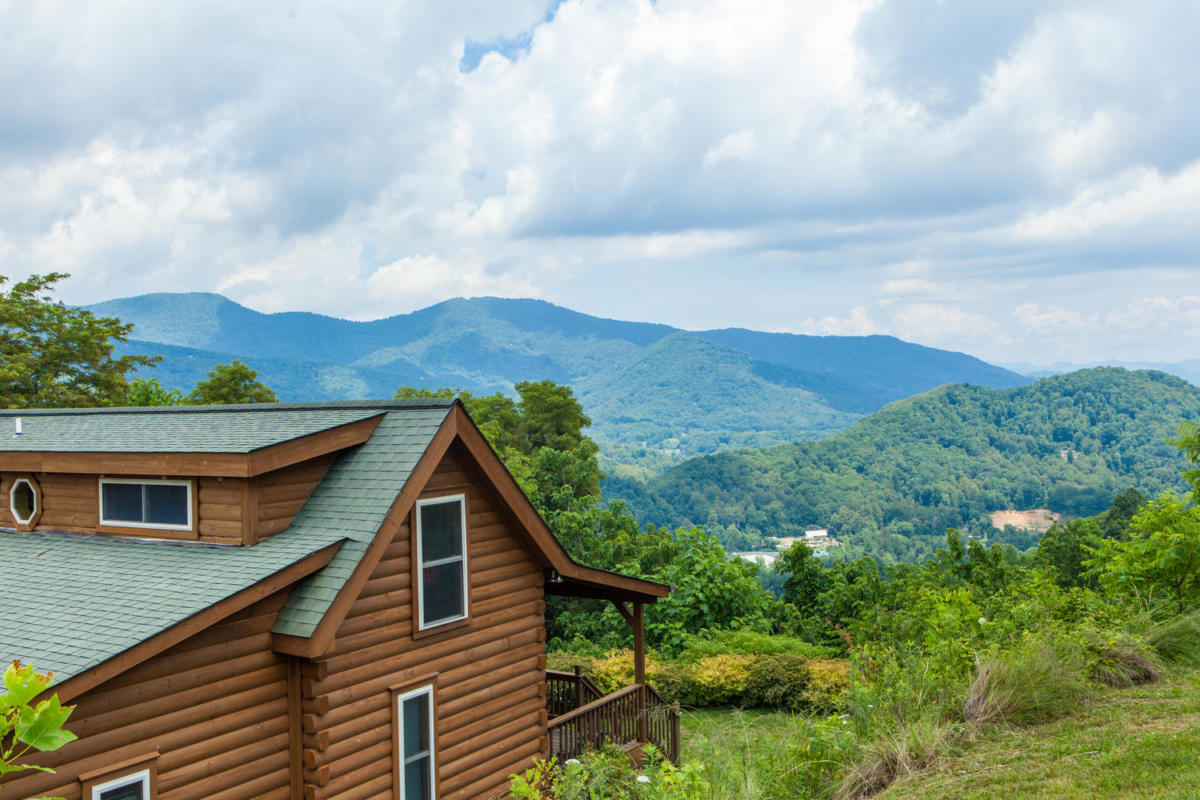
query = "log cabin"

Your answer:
(0, 399), (675, 800)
